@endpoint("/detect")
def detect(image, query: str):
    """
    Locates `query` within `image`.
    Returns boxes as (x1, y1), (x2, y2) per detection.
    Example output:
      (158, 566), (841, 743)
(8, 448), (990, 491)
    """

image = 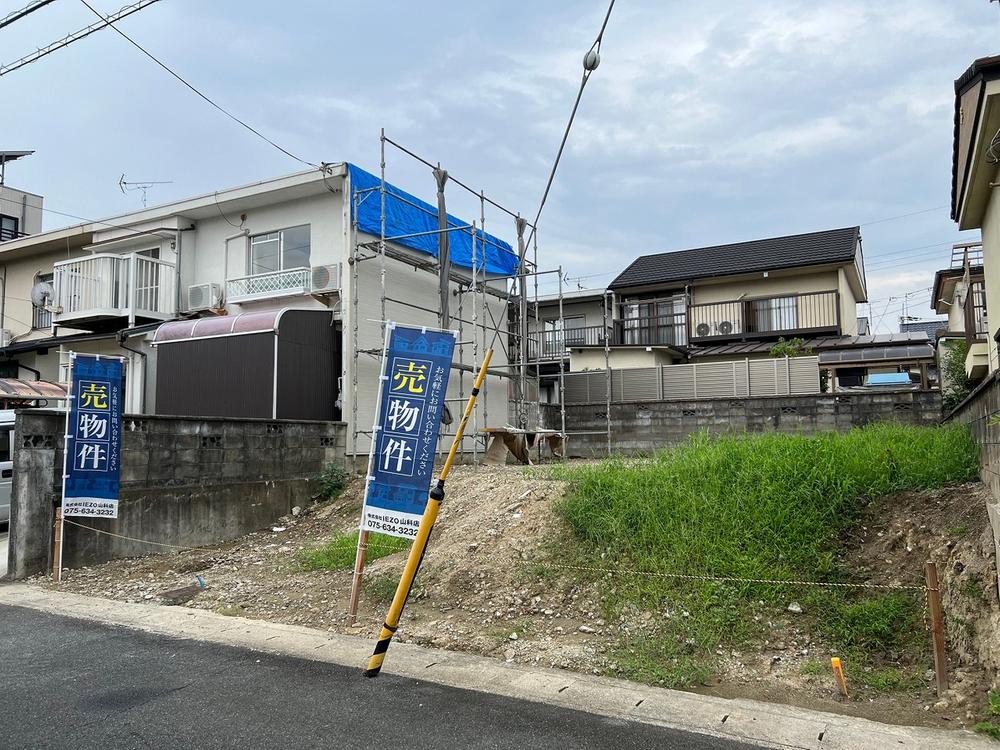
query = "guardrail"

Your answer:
(53, 253), (176, 325)
(226, 267), (311, 303)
